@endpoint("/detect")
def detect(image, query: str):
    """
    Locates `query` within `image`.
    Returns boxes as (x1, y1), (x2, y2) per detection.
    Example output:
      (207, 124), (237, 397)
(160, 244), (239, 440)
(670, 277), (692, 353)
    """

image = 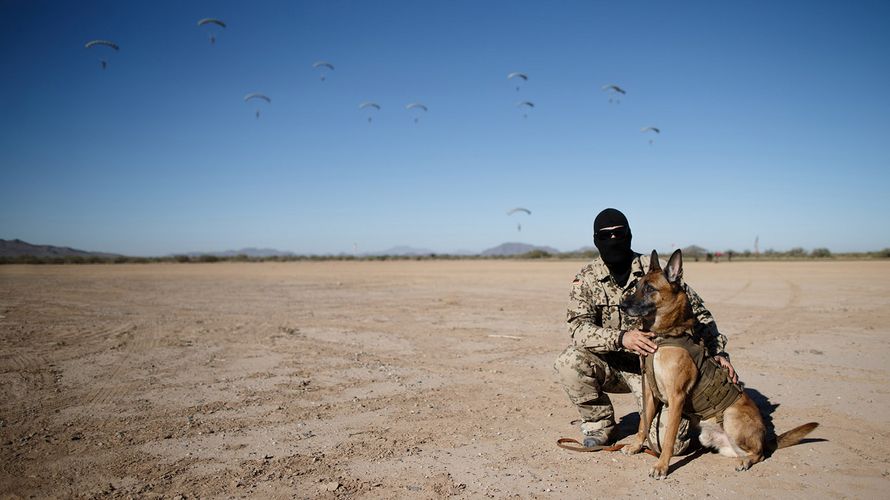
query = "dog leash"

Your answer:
(556, 438), (659, 458)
